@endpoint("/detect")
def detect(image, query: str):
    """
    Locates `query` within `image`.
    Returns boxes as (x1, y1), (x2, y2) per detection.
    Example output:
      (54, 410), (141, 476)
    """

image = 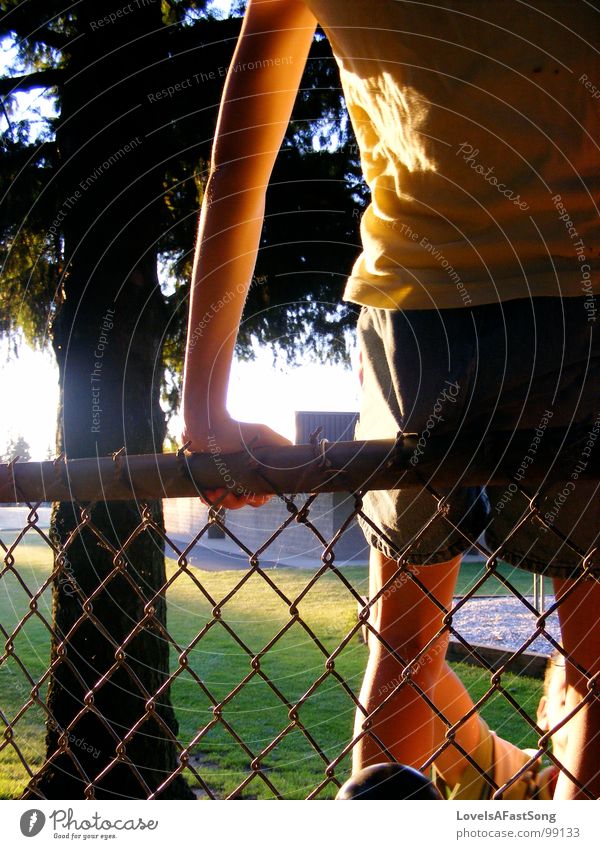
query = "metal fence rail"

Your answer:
(0, 429), (598, 799)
